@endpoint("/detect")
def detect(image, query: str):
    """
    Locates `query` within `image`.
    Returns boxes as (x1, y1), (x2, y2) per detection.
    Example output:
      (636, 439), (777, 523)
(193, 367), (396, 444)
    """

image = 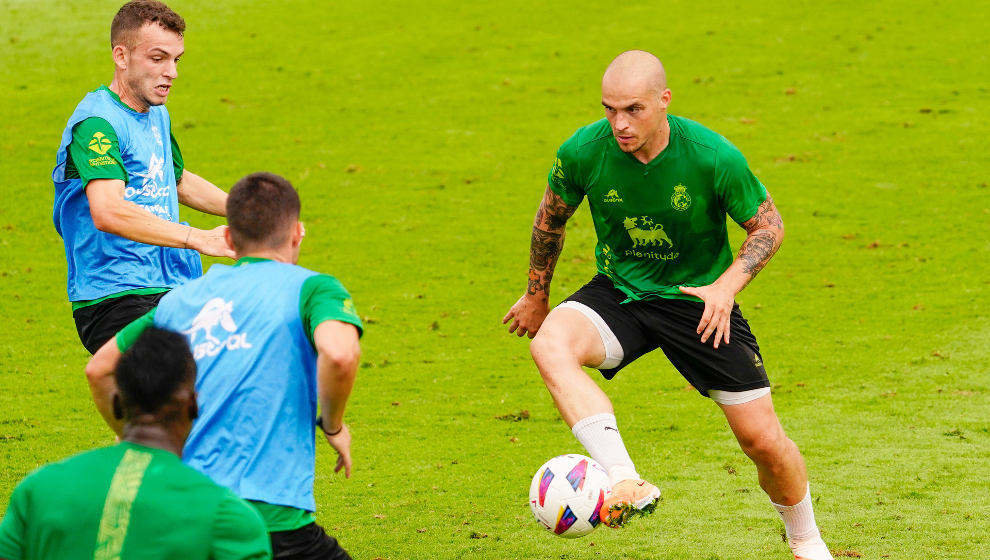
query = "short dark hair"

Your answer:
(115, 327), (196, 417)
(227, 172), (301, 250)
(111, 1), (185, 48)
